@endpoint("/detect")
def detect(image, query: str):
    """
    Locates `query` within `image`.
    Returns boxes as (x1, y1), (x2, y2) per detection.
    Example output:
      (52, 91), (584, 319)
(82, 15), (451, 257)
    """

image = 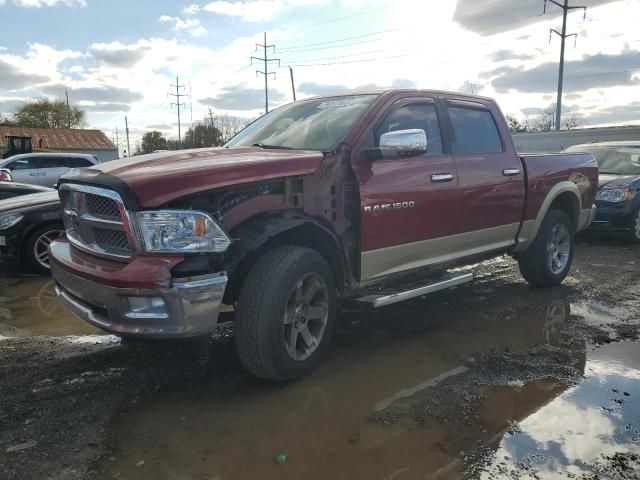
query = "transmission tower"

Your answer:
(544, 0), (587, 130)
(168, 76), (188, 147)
(251, 32), (280, 114)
